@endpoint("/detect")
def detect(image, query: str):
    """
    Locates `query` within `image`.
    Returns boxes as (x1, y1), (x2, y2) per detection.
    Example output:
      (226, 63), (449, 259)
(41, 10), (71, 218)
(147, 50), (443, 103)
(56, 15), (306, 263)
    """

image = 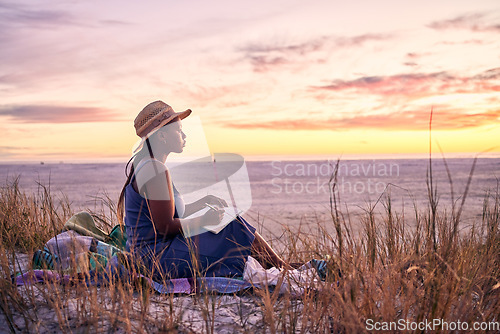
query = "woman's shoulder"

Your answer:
(134, 157), (167, 173)
(134, 157), (165, 168)
(134, 158), (169, 187)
